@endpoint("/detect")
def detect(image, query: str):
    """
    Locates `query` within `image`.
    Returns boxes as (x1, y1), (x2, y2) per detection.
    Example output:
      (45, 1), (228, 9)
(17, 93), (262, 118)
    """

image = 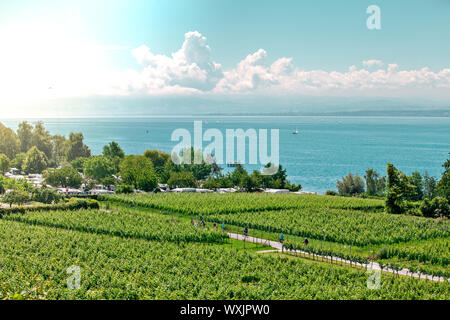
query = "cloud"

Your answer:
(128, 31), (223, 93)
(122, 32), (450, 98)
(362, 59), (384, 68)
